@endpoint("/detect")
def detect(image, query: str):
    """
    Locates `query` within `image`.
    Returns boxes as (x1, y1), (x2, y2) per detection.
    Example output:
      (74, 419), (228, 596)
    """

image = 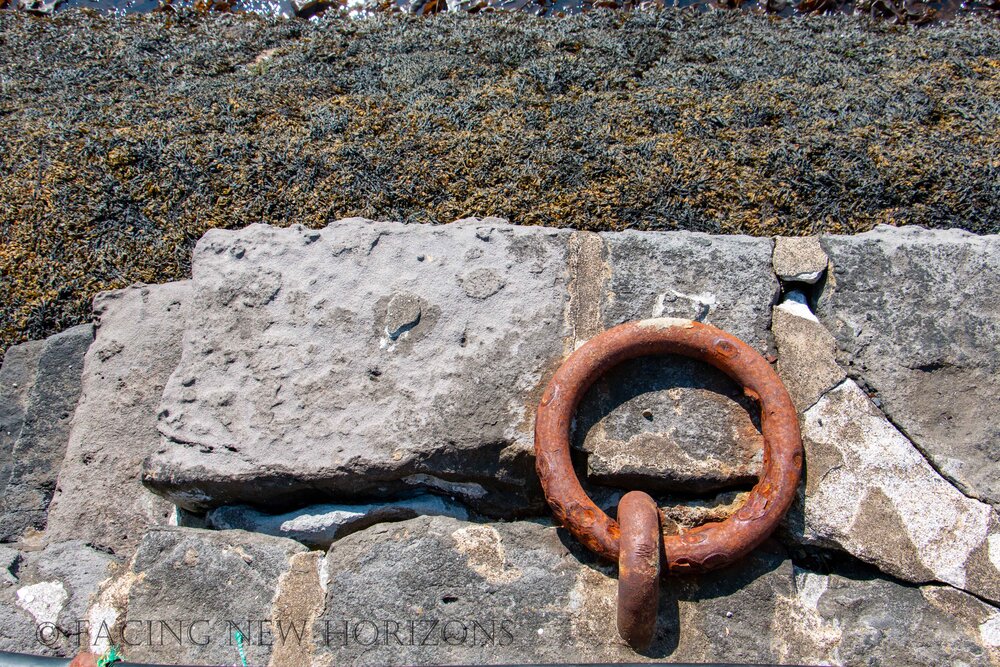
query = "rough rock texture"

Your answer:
(772, 236), (829, 284)
(44, 283), (190, 557)
(817, 225), (1000, 509)
(313, 515), (1000, 665)
(207, 494), (469, 549)
(771, 294), (846, 413)
(90, 527), (307, 666)
(0, 324), (92, 543)
(798, 379), (999, 604)
(0, 339), (46, 500)
(146, 222), (784, 516)
(0, 541), (116, 657)
(146, 220), (571, 516)
(573, 231), (776, 493)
